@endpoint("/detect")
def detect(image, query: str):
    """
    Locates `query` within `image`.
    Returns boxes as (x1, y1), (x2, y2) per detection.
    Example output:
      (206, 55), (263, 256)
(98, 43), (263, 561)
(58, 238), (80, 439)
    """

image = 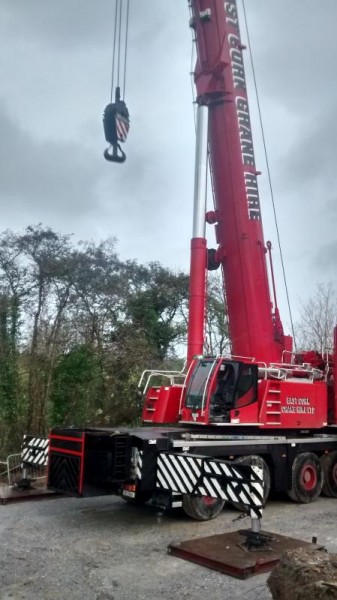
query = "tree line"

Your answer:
(0, 225), (227, 454)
